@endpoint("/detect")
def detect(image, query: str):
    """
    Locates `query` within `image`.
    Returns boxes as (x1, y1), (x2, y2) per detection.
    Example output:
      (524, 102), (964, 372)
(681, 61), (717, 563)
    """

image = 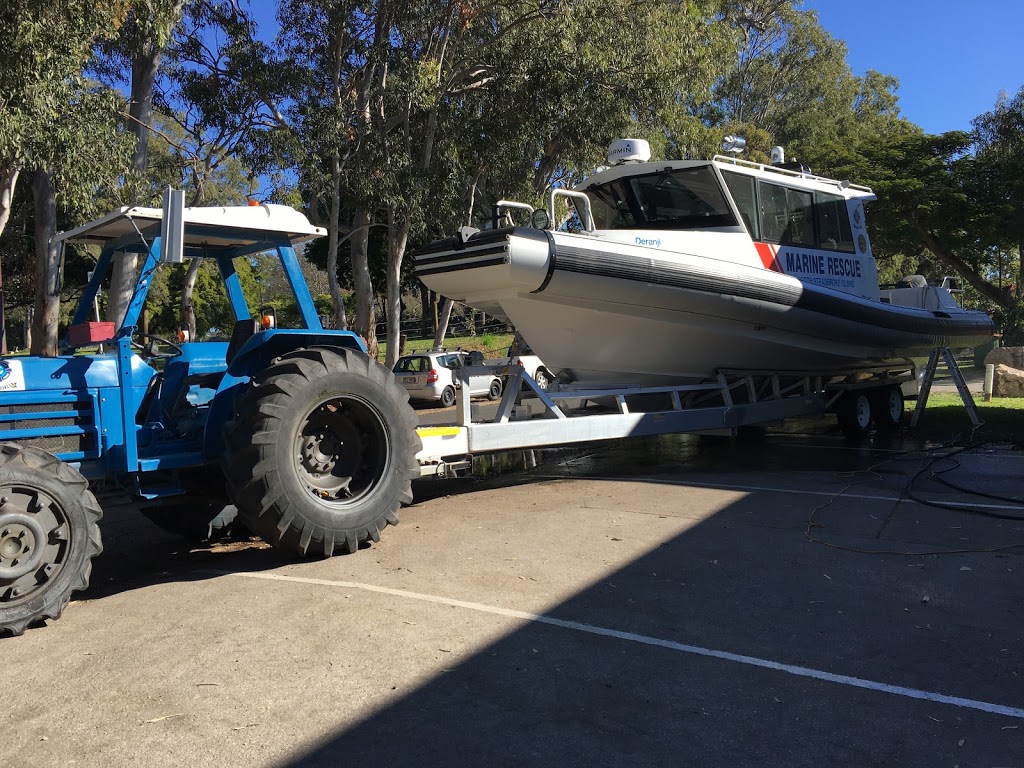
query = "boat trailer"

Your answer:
(414, 349), (981, 477)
